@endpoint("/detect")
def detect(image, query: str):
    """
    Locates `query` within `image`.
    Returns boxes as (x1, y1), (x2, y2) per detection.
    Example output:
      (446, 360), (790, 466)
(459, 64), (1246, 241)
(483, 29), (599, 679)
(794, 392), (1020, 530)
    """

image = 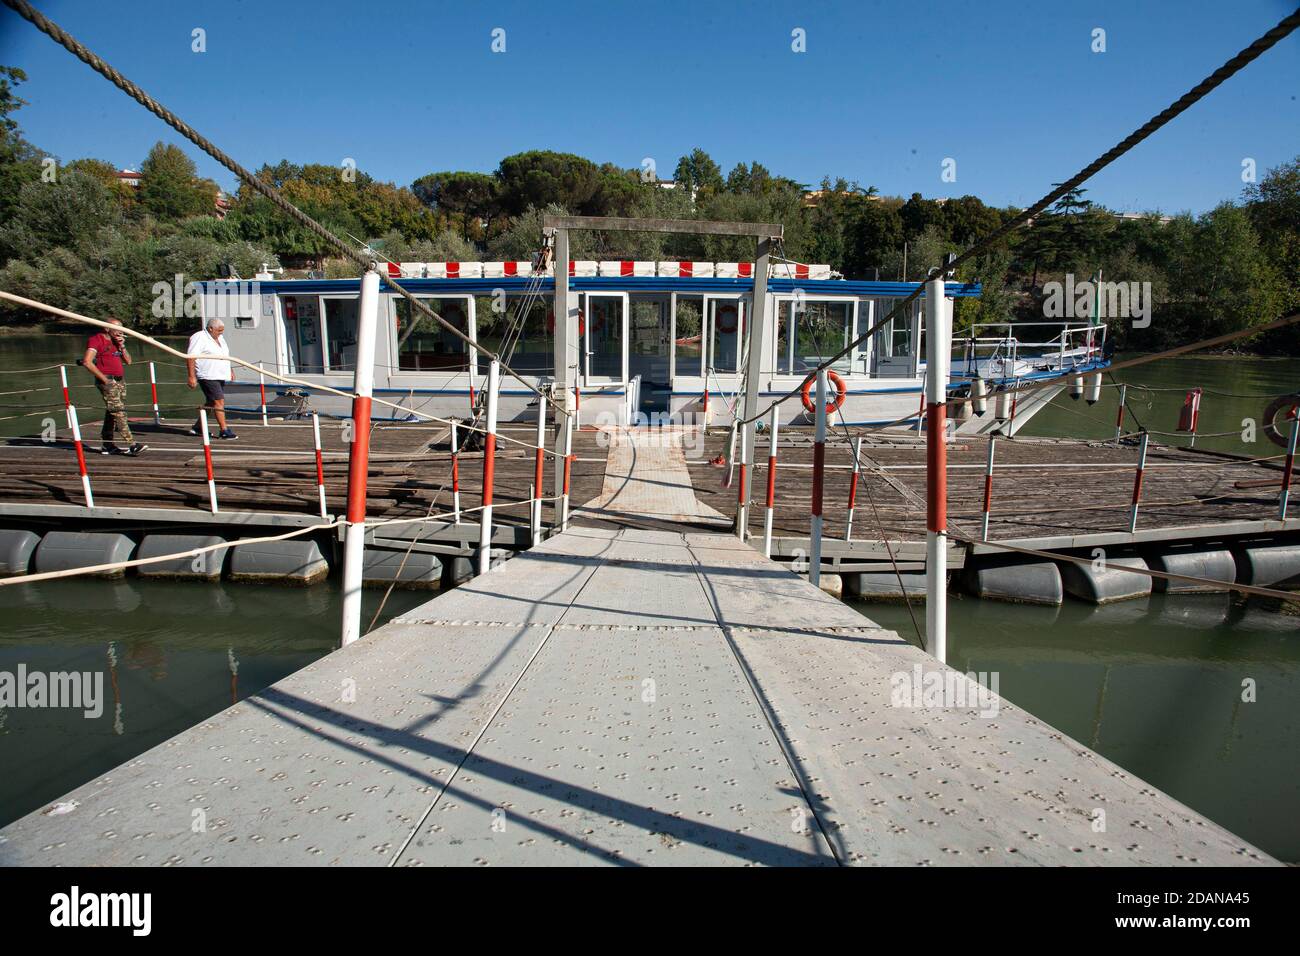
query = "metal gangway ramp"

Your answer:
(0, 431), (1274, 866)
